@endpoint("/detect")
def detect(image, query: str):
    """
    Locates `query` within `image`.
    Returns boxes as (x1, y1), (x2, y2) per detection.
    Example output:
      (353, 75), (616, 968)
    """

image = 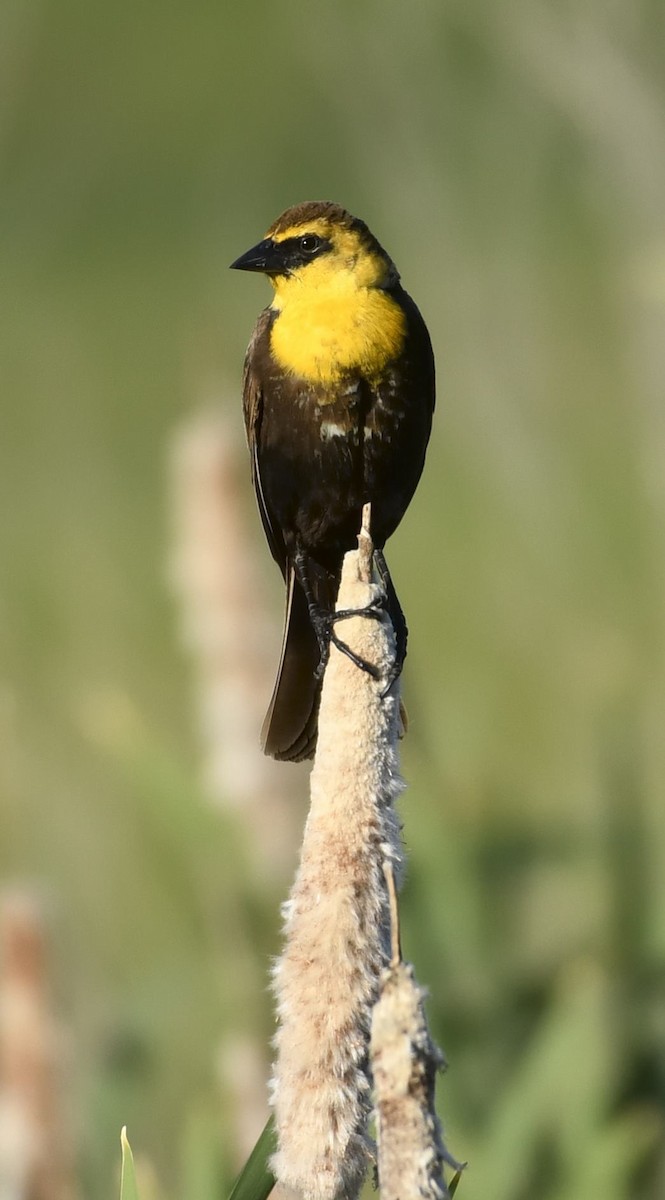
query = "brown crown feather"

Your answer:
(267, 201), (363, 237)
(265, 202), (397, 280)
